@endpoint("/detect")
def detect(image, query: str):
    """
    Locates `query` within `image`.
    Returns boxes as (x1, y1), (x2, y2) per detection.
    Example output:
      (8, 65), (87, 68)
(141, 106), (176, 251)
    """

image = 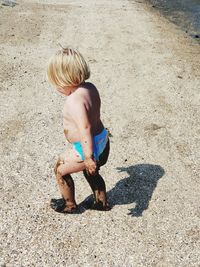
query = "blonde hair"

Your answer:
(47, 46), (90, 88)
